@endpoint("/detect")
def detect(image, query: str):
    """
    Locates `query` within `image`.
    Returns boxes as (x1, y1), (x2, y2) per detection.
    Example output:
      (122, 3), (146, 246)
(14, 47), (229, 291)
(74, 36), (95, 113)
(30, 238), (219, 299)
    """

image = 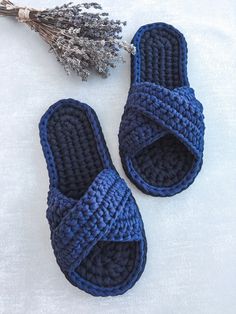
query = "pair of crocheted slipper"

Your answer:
(39, 23), (204, 297)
